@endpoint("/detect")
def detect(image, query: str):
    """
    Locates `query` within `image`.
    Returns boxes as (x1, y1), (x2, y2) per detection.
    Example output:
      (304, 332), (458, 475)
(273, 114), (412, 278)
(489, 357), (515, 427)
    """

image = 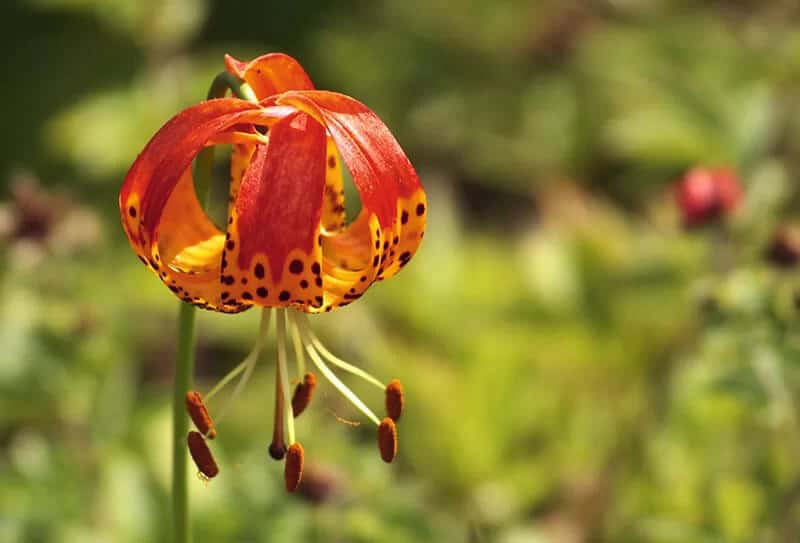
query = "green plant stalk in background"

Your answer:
(172, 72), (257, 543)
